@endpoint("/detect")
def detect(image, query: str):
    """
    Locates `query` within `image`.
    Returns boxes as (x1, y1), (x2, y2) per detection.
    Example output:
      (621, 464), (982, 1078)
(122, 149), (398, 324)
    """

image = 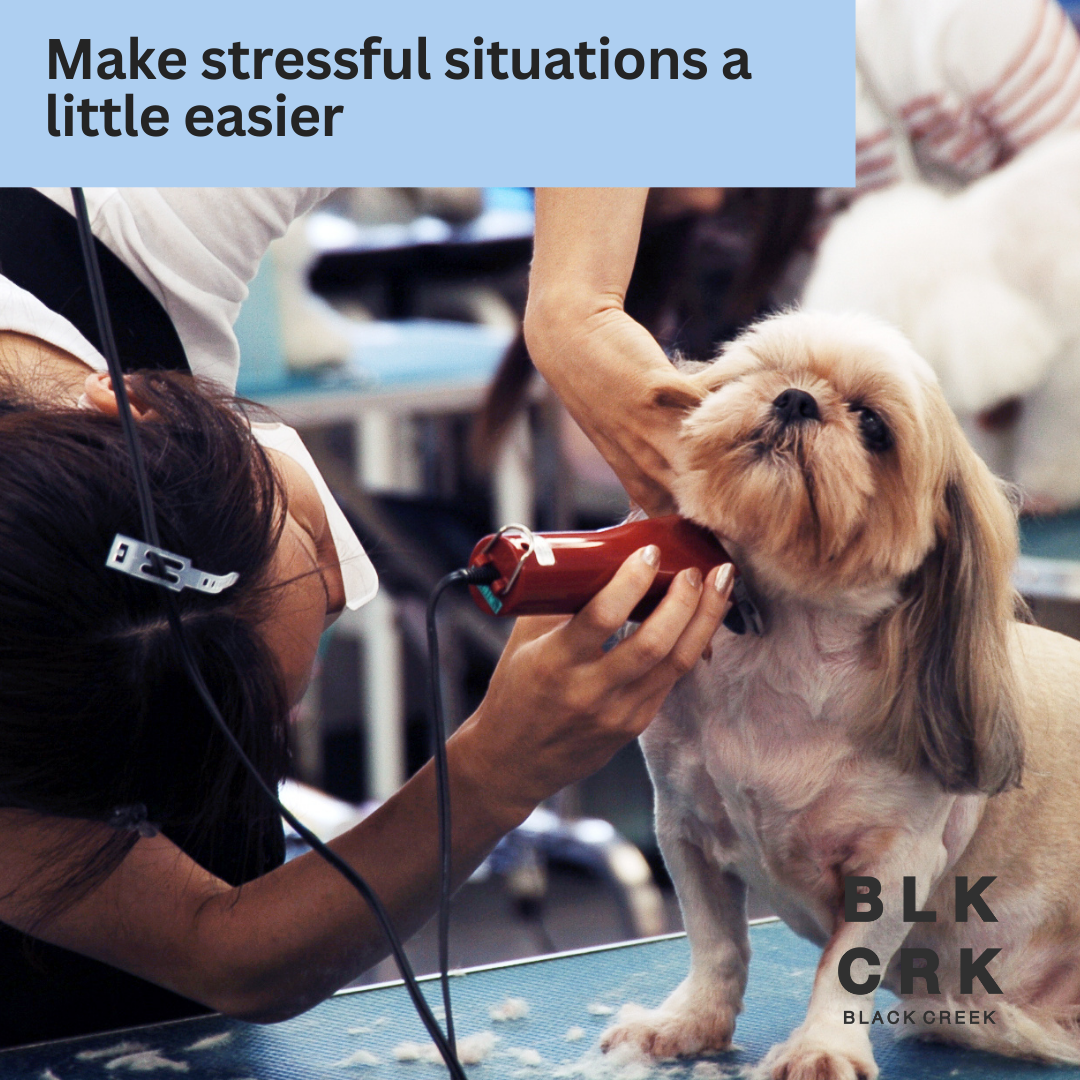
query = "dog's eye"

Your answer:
(849, 404), (892, 452)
